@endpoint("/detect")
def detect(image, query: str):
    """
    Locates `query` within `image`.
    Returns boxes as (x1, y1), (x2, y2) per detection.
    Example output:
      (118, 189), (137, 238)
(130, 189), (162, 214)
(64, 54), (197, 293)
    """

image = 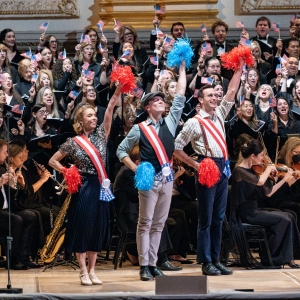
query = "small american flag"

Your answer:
(31, 74), (38, 84)
(21, 49), (32, 59)
(0, 74), (6, 82)
(98, 44), (104, 54)
(31, 53), (42, 62)
(58, 49), (67, 60)
(275, 64), (281, 75)
(272, 23), (280, 33)
(269, 97), (277, 108)
(242, 64), (247, 74)
(200, 24), (207, 33)
(156, 28), (164, 39)
(30, 60), (38, 68)
(279, 54), (288, 65)
(68, 90), (79, 100)
(83, 70), (95, 80)
(121, 50), (131, 59)
(202, 42), (212, 50)
(150, 56), (159, 66)
(240, 38), (251, 48)
(82, 62), (90, 71)
(39, 22), (49, 31)
(154, 4), (165, 15)
(11, 104), (24, 115)
(239, 95), (244, 106)
(164, 36), (174, 46)
(80, 34), (91, 43)
(160, 70), (170, 79)
(201, 77), (213, 85)
(193, 89), (199, 98)
(236, 21), (244, 28)
(132, 87), (144, 99)
(97, 20), (105, 31)
(114, 19), (122, 28)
